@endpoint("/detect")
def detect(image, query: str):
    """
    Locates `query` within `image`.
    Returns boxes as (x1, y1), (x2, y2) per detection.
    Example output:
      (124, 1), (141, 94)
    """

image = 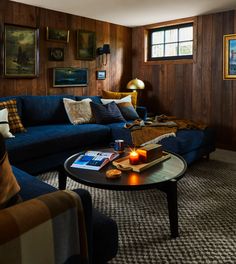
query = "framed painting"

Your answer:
(77, 30), (96, 60)
(223, 34), (236, 80)
(48, 47), (64, 61)
(46, 27), (69, 43)
(4, 24), (39, 78)
(96, 70), (106, 80)
(53, 67), (88, 87)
